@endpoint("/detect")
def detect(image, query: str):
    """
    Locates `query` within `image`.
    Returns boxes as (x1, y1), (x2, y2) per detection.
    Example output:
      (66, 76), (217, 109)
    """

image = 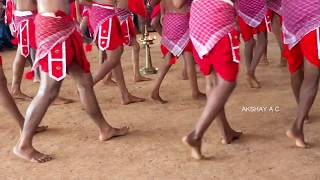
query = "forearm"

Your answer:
(150, 0), (161, 7)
